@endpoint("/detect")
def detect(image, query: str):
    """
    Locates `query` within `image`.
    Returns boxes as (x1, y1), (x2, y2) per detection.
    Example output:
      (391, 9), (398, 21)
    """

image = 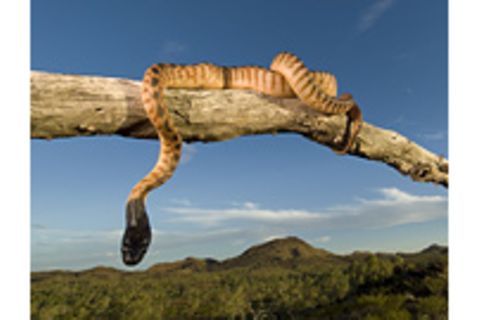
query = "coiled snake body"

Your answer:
(122, 52), (362, 265)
